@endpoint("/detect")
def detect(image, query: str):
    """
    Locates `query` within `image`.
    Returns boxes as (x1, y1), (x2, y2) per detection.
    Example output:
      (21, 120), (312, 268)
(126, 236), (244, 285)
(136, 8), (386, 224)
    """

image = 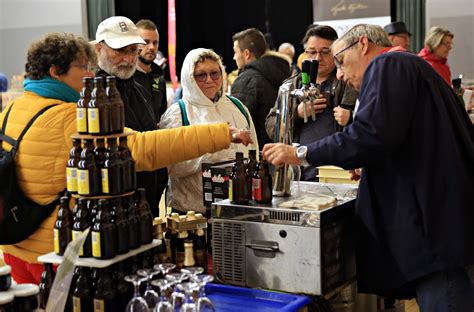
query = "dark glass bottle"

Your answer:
(72, 267), (93, 312)
(67, 266), (81, 312)
(229, 152), (250, 204)
(38, 263), (55, 309)
(72, 198), (92, 257)
(136, 188), (154, 245)
(88, 199), (98, 224)
(156, 218), (171, 264)
(88, 76), (111, 135)
(106, 76), (125, 134)
(252, 152), (273, 204)
(246, 149), (258, 195)
(94, 138), (107, 169)
(118, 136), (136, 192)
(93, 269), (118, 312)
(77, 77), (93, 134)
(125, 196), (140, 249)
(193, 227), (208, 273)
(66, 139), (82, 194)
(77, 139), (101, 196)
(101, 138), (123, 195)
(54, 196), (73, 256)
(176, 221), (189, 272)
(112, 263), (130, 311)
(91, 199), (117, 259)
(111, 198), (129, 254)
